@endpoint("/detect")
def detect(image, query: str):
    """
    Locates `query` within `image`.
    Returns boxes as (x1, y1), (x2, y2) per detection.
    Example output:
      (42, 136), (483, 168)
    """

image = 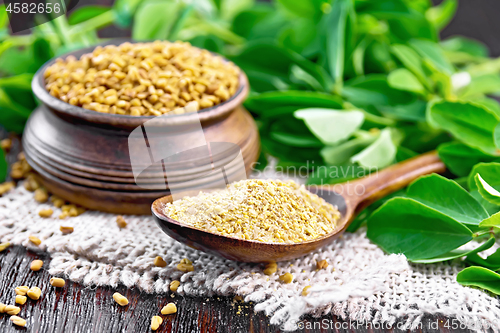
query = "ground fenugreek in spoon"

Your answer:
(165, 179), (340, 244)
